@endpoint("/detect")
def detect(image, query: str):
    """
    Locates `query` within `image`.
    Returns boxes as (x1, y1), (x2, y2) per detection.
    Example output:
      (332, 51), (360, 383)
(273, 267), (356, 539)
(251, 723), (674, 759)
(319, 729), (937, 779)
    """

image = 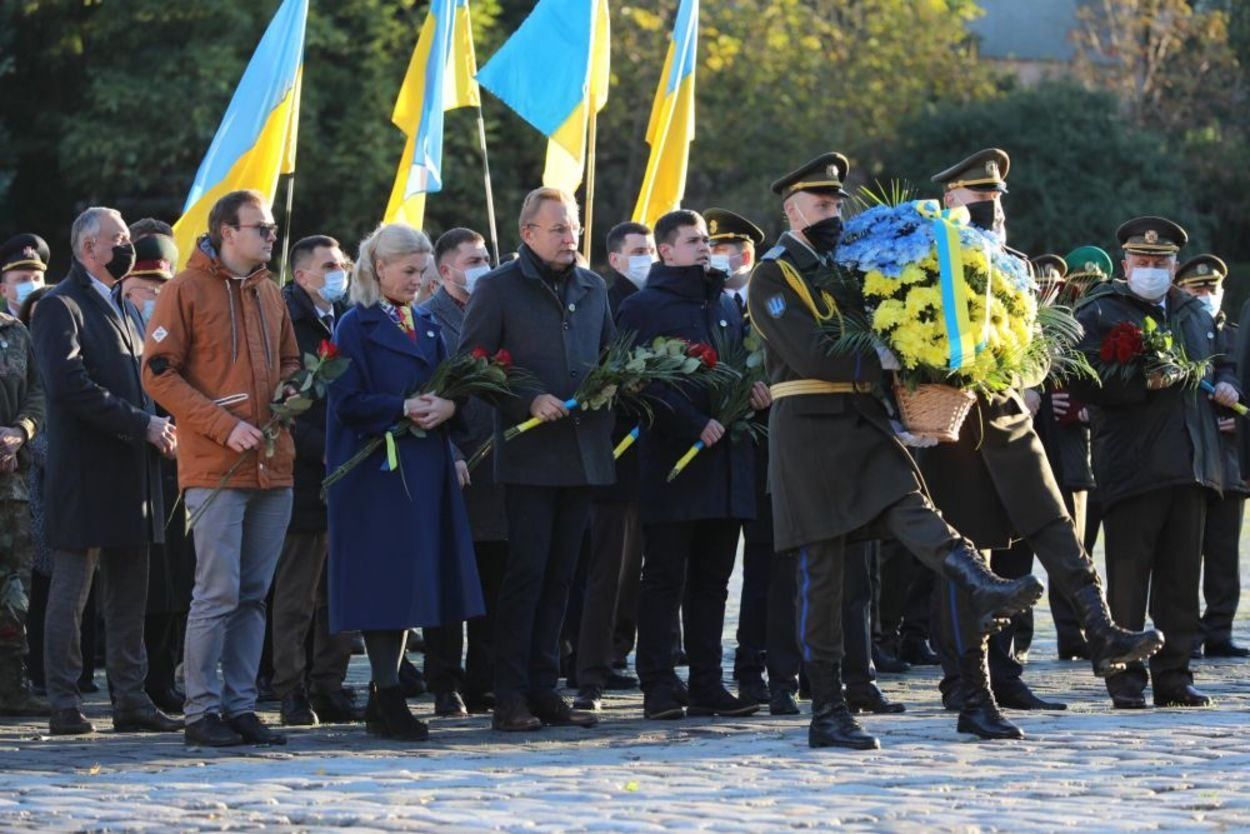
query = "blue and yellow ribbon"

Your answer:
(504, 397), (582, 441)
(614, 425), (641, 459)
(916, 200), (977, 372)
(666, 440), (705, 482)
